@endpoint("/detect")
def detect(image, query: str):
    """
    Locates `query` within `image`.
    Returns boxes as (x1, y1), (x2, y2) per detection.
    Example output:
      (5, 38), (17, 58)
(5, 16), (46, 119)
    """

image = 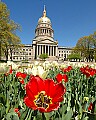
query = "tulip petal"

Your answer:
(47, 102), (60, 112)
(24, 96), (37, 110)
